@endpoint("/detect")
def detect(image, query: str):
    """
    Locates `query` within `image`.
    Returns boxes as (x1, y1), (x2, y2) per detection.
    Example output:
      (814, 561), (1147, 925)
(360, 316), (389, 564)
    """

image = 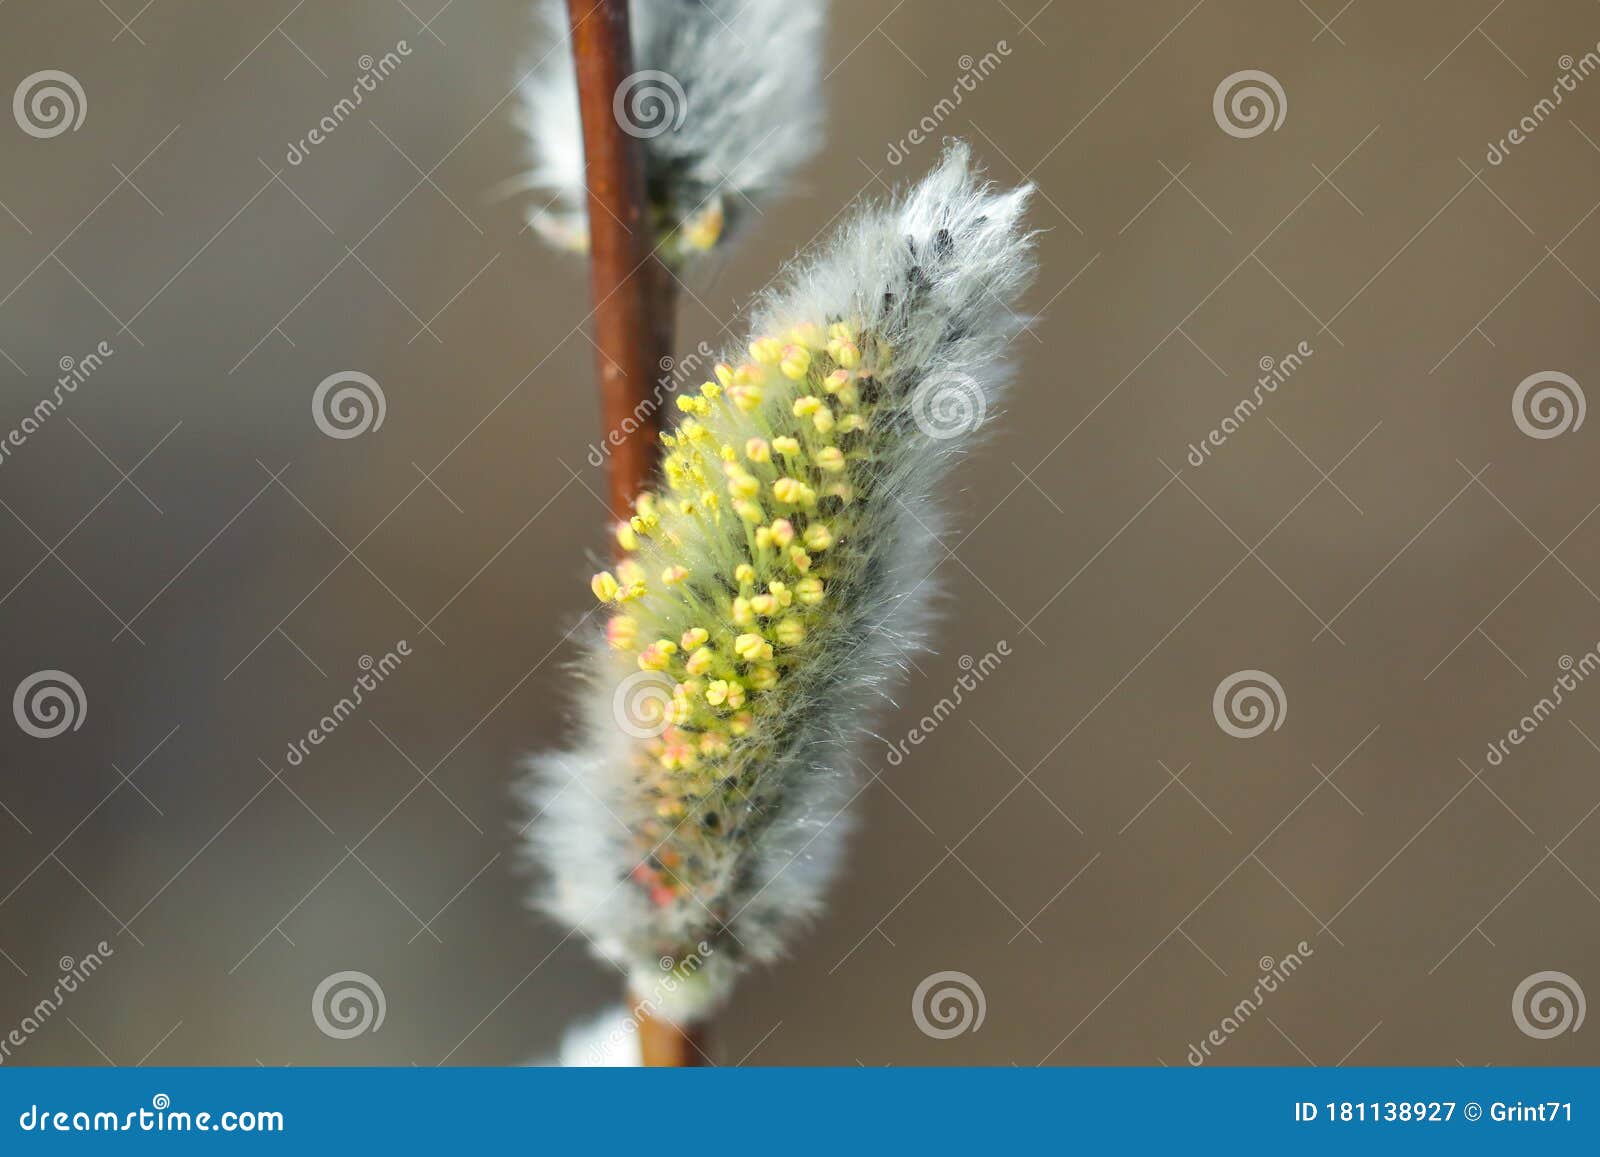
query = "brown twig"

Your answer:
(566, 0), (677, 523)
(566, 0), (699, 1066)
